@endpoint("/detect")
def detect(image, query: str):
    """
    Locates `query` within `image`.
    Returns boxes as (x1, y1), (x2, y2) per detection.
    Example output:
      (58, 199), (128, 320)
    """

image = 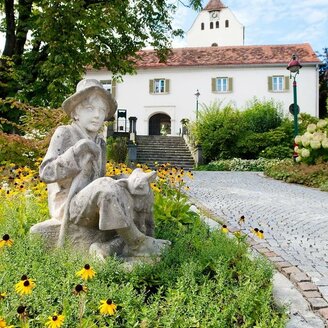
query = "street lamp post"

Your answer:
(287, 54), (302, 160)
(195, 89), (200, 121)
